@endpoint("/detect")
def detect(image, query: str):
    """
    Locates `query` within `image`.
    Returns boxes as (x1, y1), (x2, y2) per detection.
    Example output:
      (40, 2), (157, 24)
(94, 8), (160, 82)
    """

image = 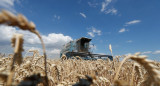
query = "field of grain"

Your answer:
(0, 53), (160, 86)
(0, 10), (160, 86)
